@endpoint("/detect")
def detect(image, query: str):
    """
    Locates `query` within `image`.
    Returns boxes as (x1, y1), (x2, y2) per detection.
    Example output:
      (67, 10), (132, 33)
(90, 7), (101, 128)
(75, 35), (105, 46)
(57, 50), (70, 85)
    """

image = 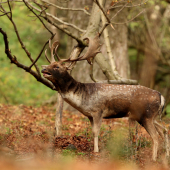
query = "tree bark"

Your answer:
(109, 8), (130, 78)
(84, 0), (117, 80)
(48, 0), (60, 40)
(140, 8), (160, 88)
